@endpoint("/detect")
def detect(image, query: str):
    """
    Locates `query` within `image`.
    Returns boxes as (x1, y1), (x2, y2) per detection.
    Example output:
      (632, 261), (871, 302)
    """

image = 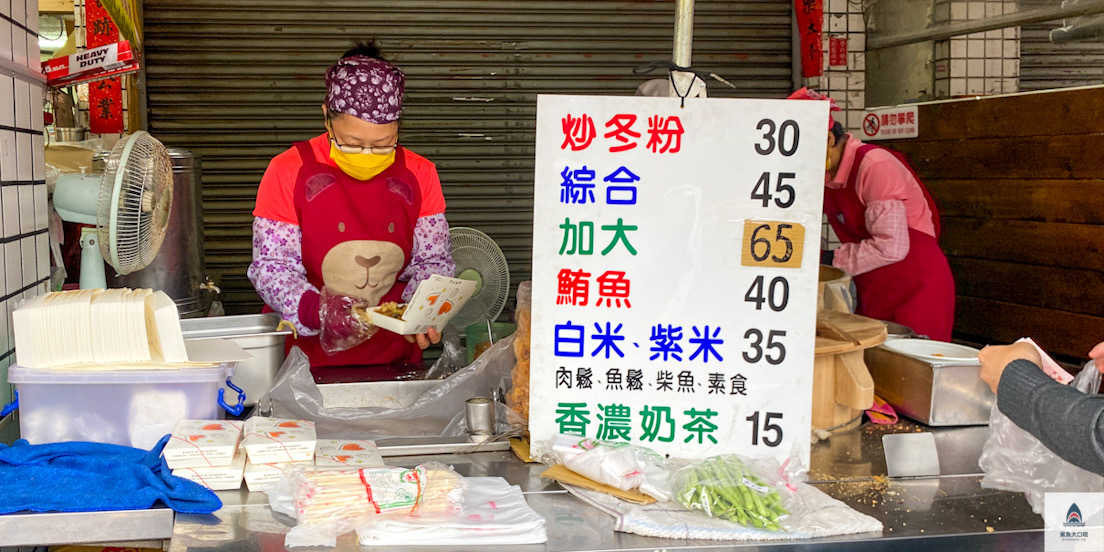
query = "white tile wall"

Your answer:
(933, 0), (1019, 99)
(0, 75), (13, 127)
(2, 0), (50, 382)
